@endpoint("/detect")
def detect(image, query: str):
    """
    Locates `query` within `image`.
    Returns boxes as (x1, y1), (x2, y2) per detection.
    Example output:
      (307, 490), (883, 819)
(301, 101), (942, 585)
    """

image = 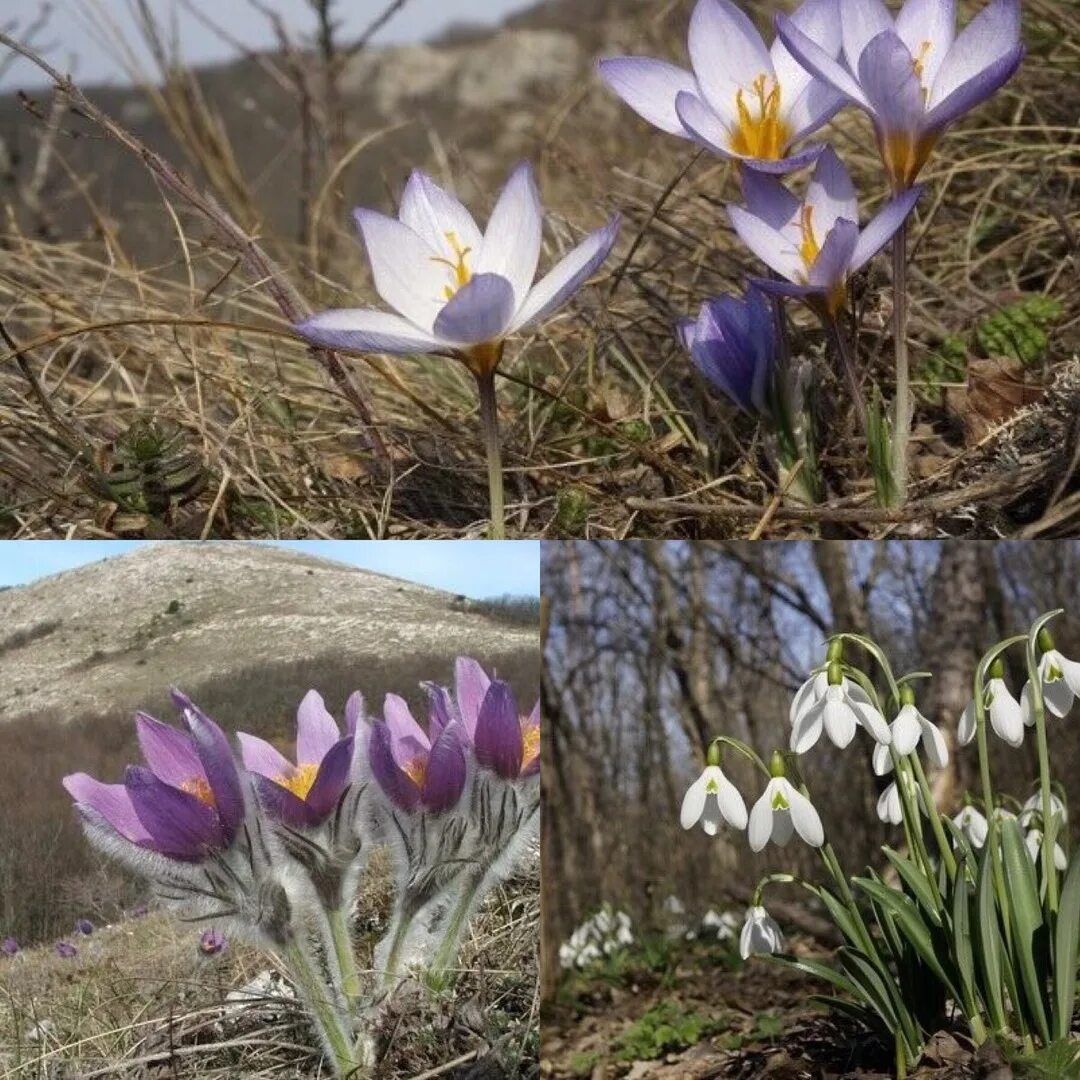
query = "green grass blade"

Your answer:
(1052, 843), (1080, 1039)
(975, 845), (1007, 1031)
